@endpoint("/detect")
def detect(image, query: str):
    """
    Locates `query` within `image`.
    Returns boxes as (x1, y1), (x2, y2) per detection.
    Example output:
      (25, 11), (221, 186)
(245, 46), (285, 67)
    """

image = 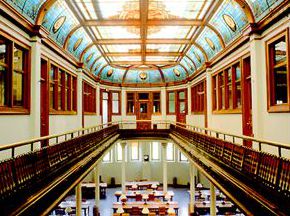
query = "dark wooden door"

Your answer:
(40, 59), (49, 146)
(242, 57), (253, 147)
(176, 90), (187, 125)
(136, 93), (151, 130)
